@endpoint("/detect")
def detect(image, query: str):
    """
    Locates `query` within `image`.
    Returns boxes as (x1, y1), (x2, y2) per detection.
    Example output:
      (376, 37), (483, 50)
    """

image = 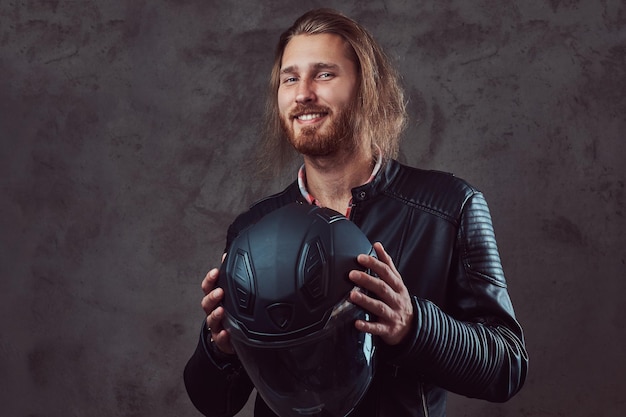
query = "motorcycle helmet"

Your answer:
(220, 202), (376, 417)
